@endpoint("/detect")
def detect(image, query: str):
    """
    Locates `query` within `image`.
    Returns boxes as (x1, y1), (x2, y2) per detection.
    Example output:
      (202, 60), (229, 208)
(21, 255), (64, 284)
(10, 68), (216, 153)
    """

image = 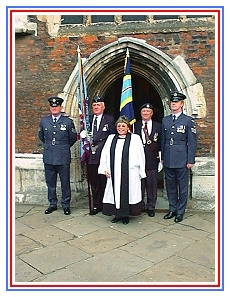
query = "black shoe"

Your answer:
(122, 217), (129, 225)
(63, 207), (71, 215)
(45, 206), (57, 214)
(92, 207), (102, 215)
(111, 217), (120, 223)
(163, 211), (176, 219)
(147, 210), (155, 217)
(174, 214), (183, 223)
